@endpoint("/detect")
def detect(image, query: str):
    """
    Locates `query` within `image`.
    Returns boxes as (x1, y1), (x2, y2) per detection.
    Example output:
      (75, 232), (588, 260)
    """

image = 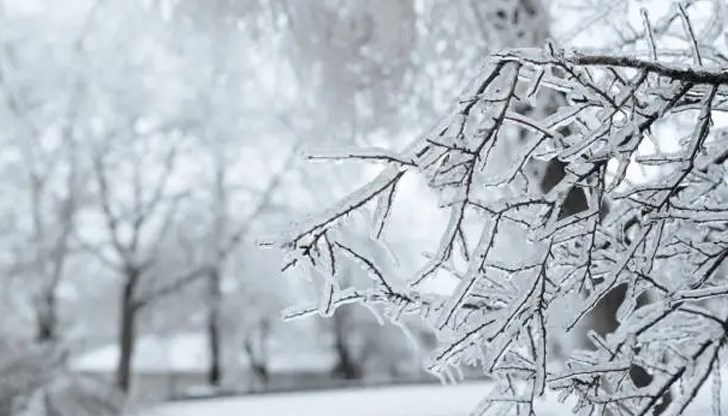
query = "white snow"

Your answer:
(139, 382), (488, 416)
(71, 331), (337, 375)
(267, 350), (337, 374)
(137, 382), (572, 416)
(135, 378), (728, 416)
(72, 332), (211, 374)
